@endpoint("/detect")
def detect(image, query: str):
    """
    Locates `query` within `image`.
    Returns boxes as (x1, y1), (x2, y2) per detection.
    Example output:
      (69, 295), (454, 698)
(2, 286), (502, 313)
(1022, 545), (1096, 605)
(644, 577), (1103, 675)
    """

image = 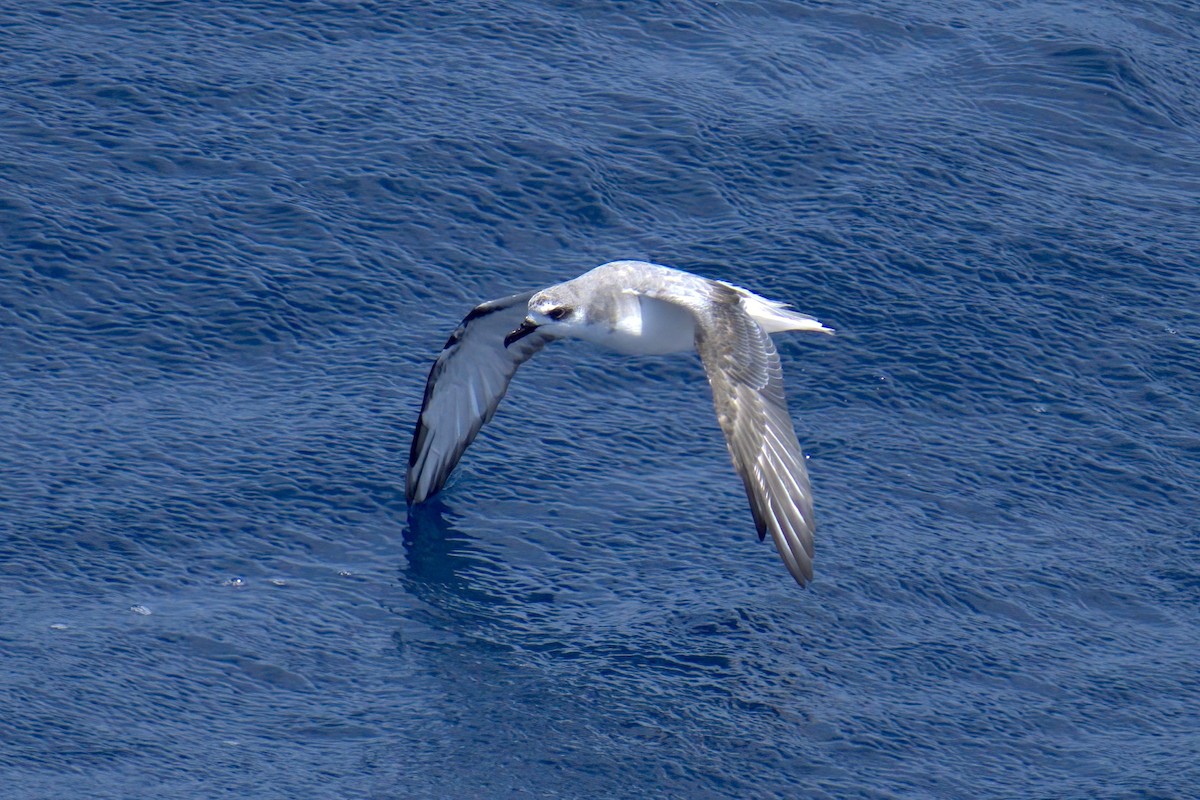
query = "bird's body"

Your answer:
(406, 260), (833, 586)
